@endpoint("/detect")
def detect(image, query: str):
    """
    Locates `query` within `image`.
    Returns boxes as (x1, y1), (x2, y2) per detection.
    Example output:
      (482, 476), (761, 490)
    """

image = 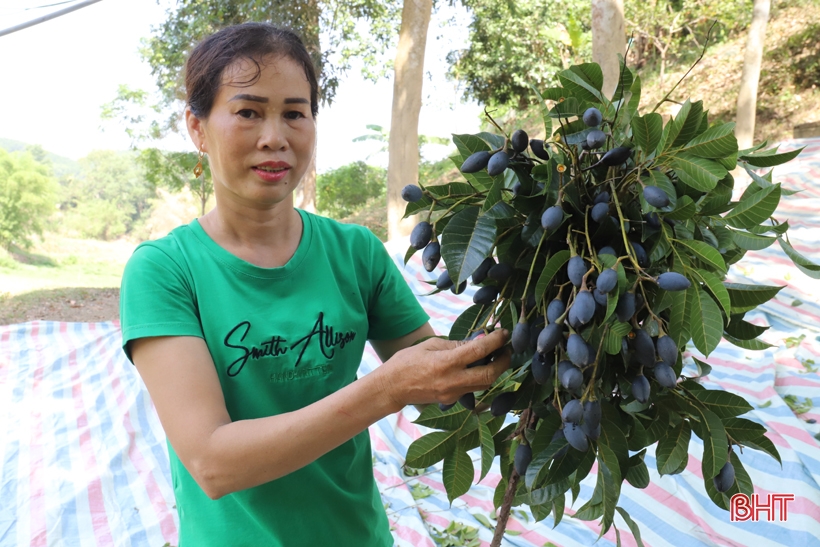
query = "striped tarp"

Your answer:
(1, 138), (819, 546)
